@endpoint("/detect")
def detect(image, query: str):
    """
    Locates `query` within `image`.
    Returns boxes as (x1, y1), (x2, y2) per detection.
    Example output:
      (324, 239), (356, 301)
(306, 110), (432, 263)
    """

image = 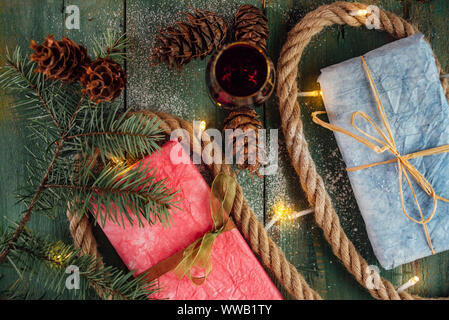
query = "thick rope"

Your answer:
(67, 110), (322, 300)
(66, 204), (113, 299)
(277, 1), (448, 300)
